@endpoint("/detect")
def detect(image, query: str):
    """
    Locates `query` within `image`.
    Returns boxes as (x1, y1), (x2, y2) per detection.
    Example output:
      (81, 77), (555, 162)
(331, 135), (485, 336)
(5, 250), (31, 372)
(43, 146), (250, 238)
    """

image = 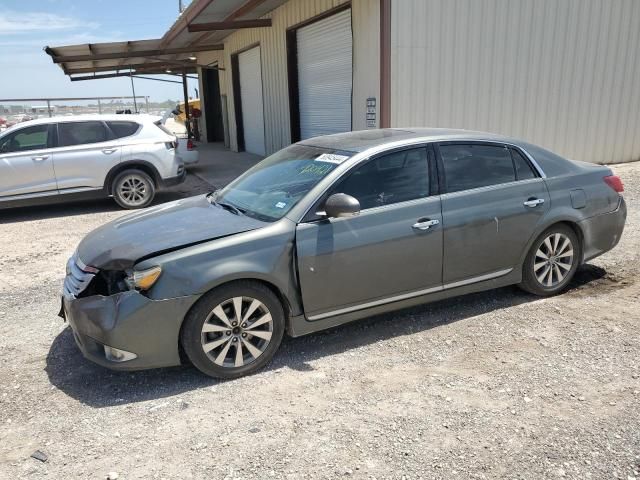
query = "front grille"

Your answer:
(63, 255), (98, 300)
